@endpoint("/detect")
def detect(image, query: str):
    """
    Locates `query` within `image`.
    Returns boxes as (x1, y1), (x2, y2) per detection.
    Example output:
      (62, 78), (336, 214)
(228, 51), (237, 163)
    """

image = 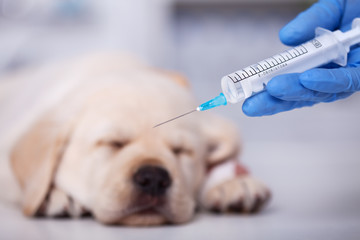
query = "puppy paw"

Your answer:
(36, 187), (89, 218)
(200, 161), (270, 213)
